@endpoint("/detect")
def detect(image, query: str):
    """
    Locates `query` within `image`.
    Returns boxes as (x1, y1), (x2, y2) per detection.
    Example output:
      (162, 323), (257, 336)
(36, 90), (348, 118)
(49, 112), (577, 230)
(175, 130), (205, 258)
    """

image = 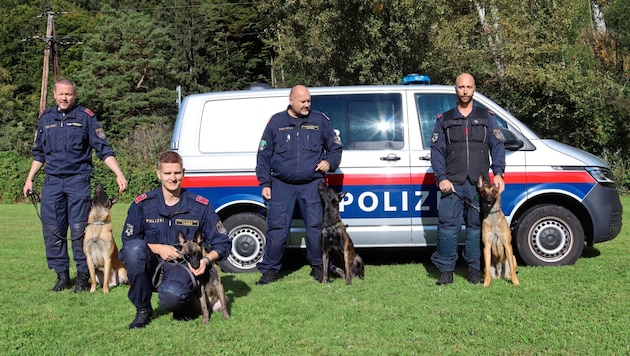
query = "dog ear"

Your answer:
(338, 191), (347, 200)
(110, 197), (118, 206)
(193, 230), (203, 244)
(177, 231), (186, 246)
(477, 174), (485, 189)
